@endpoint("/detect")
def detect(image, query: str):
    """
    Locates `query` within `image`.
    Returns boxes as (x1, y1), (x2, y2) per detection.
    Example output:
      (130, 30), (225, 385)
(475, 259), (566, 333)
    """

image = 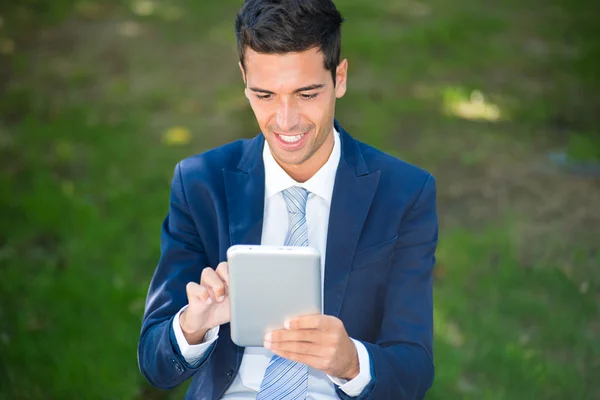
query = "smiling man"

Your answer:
(241, 46), (344, 183)
(138, 1), (438, 399)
